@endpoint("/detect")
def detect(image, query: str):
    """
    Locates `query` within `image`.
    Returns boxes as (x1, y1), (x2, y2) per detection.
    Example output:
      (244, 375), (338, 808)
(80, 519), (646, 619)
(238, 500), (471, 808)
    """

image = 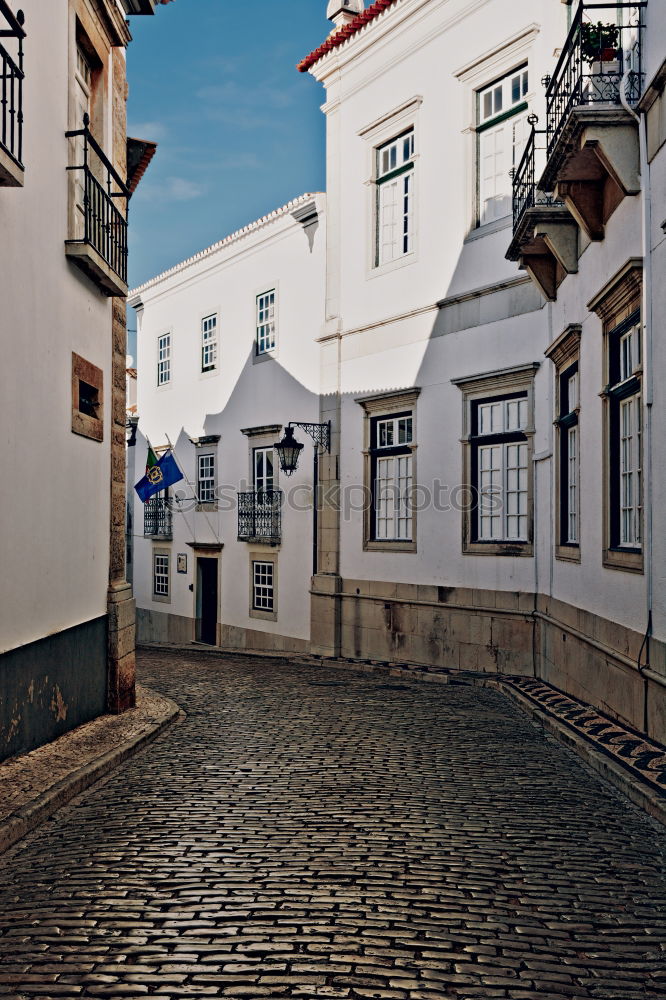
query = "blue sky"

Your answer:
(126, 0), (330, 301)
